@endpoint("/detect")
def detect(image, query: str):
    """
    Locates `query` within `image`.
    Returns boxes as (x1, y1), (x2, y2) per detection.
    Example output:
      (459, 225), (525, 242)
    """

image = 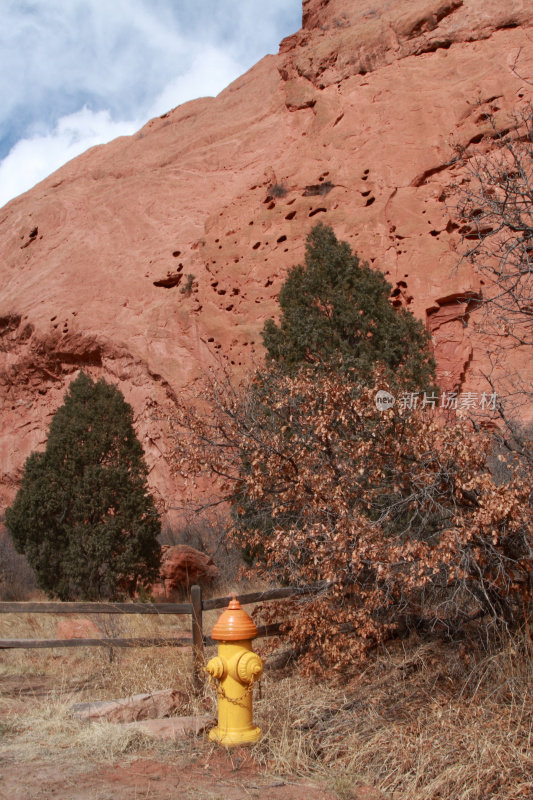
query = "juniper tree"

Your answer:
(262, 223), (435, 388)
(6, 372), (161, 600)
